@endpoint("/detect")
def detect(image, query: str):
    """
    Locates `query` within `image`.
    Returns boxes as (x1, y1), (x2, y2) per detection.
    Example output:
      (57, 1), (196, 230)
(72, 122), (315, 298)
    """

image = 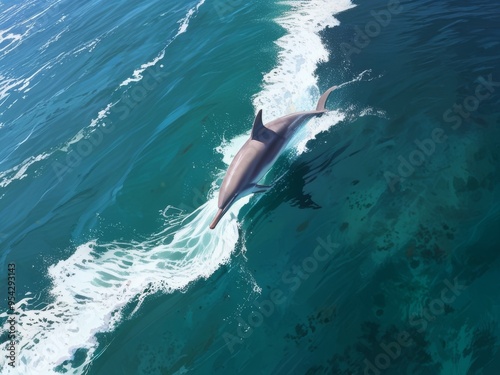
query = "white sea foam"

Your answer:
(0, 75), (25, 103)
(0, 0), (356, 373)
(0, 0), (205, 190)
(0, 197), (240, 374)
(220, 0), (357, 167)
(177, 0), (206, 35)
(0, 153), (51, 188)
(119, 50), (166, 87)
(0, 0), (64, 56)
(1, 51), (67, 103)
(253, 0), (355, 119)
(72, 28), (115, 56)
(119, 0), (206, 87)
(89, 102), (115, 128)
(248, 0), (356, 154)
(39, 25), (68, 52)
(0, 27), (23, 54)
